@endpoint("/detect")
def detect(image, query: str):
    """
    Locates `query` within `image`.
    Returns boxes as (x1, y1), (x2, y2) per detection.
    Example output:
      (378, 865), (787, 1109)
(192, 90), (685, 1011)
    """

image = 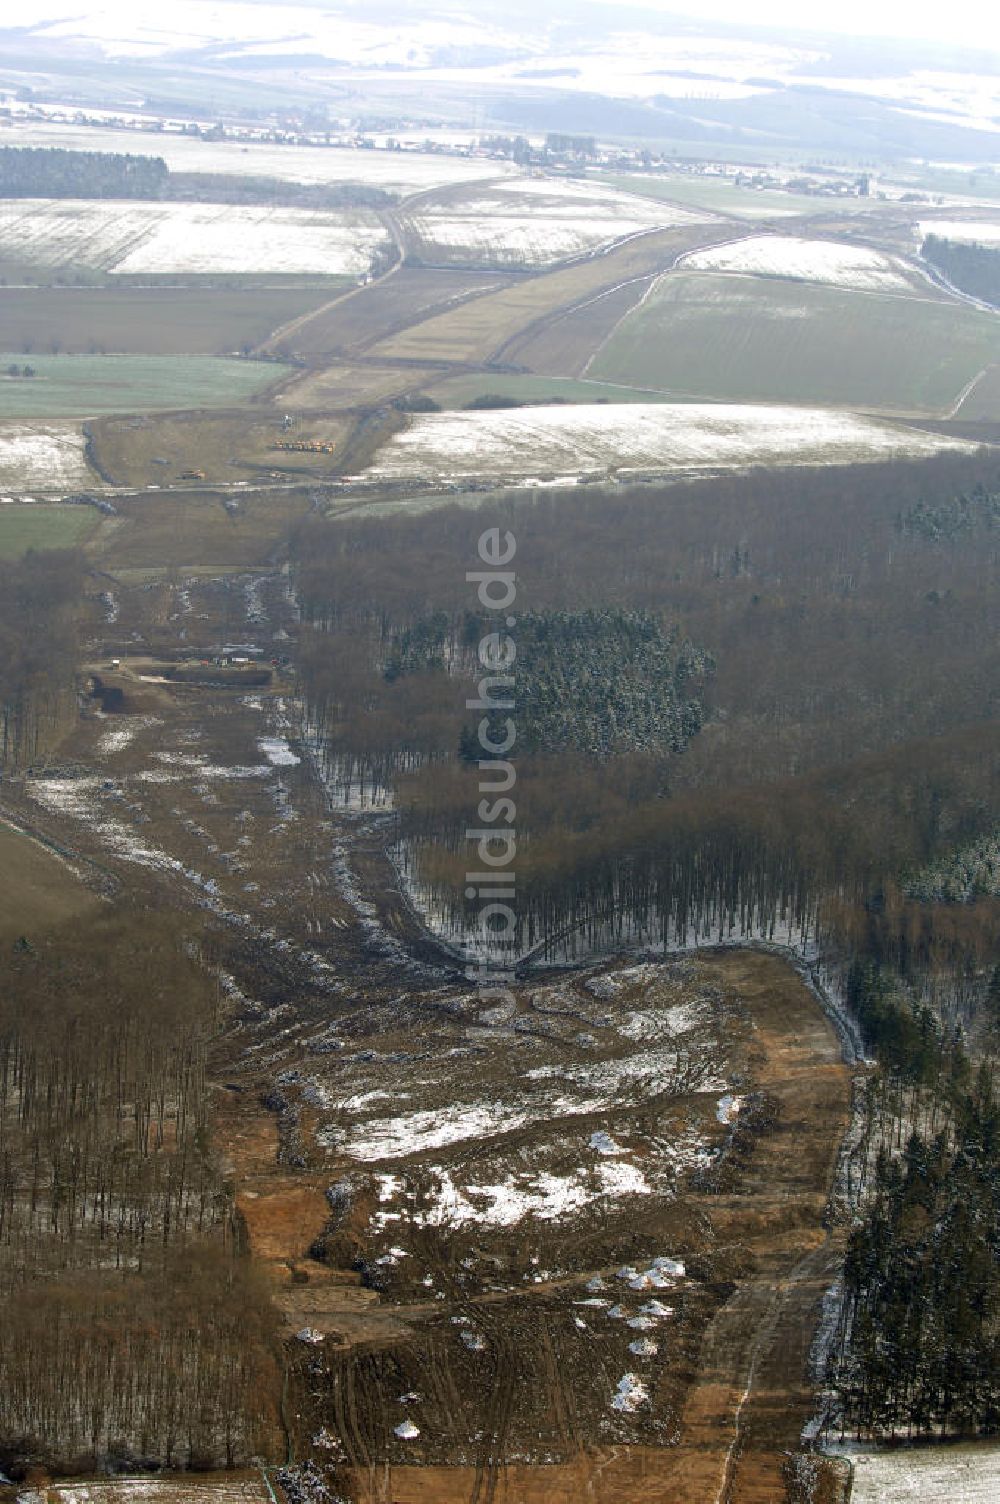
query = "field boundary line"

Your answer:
(947, 362), (997, 419)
